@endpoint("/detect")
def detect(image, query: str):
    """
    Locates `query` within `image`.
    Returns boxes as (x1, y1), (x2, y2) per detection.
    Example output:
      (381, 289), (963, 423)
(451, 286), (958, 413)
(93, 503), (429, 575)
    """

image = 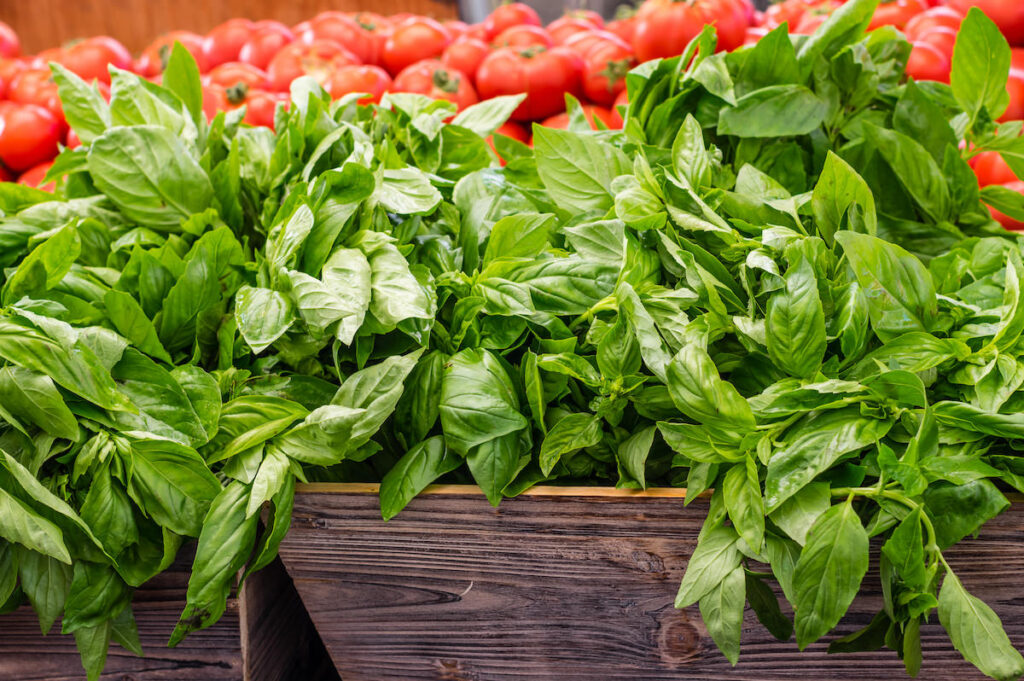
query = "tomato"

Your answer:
(633, 0), (707, 61)
(326, 63), (392, 103)
(564, 30), (631, 57)
(1002, 72), (1024, 122)
(441, 38), (490, 84)
(202, 18), (255, 68)
(18, 161), (54, 191)
(299, 12), (385, 66)
(351, 11), (392, 30)
(944, 0), (1024, 46)
(762, 0), (811, 28)
(444, 20), (471, 40)
(541, 104), (616, 130)
(207, 61), (268, 90)
(465, 24), (490, 42)
(493, 120), (530, 143)
(906, 41), (950, 82)
(714, 0), (757, 51)
(202, 83), (230, 120)
(8, 69), (64, 127)
(579, 38), (635, 107)
(57, 36), (132, 84)
(242, 89), (287, 128)
(0, 103), (62, 171)
(239, 21), (295, 70)
(393, 59), (478, 111)
(65, 127), (81, 149)
(494, 25), (553, 49)
(383, 17), (452, 76)
(917, 26), (958, 55)
(610, 89), (629, 128)
(868, 0), (930, 30)
(745, 26), (771, 45)
(989, 181), (1024, 230)
(904, 6), (963, 40)
(0, 58), (26, 99)
(972, 151), (1018, 187)
(476, 46), (583, 121)
(793, 6), (835, 34)
(266, 40), (360, 92)
(606, 12), (639, 45)
(483, 3), (542, 40)
(138, 31), (206, 76)
(1014, 48), (1024, 73)
(0, 21), (18, 58)
(548, 17), (599, 45)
